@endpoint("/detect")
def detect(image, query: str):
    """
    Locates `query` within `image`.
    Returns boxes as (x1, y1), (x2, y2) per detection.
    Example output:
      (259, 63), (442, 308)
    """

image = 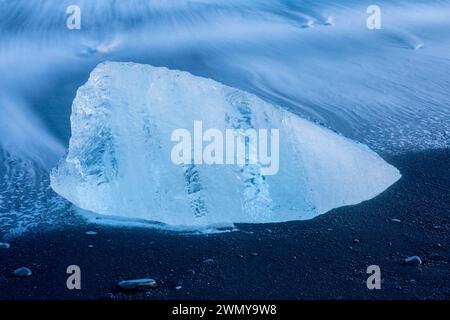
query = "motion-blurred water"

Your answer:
(1, 0), (450, 238)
